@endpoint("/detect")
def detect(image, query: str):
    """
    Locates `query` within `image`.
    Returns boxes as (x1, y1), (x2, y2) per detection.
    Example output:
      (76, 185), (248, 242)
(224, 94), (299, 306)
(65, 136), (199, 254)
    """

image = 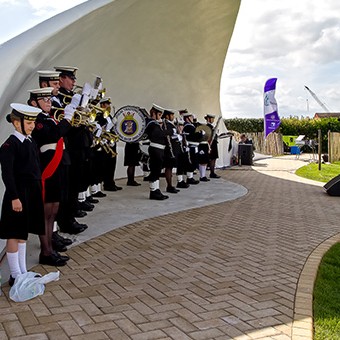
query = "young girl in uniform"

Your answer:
(0, 103), (45, 286)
